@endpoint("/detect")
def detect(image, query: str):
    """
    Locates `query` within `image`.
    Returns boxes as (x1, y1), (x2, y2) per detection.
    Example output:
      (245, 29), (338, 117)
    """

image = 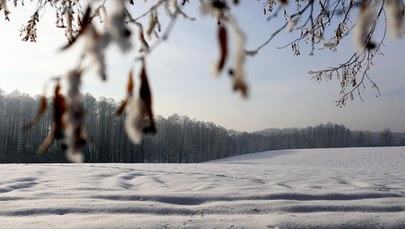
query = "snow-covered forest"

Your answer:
(1, 89), (404, 163)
